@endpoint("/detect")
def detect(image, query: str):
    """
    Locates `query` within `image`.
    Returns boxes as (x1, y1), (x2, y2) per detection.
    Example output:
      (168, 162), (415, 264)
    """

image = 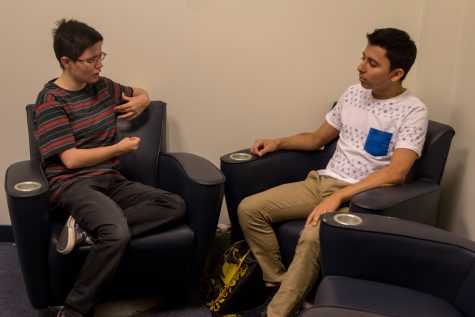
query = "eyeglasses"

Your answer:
(76, 52), (107, 66)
